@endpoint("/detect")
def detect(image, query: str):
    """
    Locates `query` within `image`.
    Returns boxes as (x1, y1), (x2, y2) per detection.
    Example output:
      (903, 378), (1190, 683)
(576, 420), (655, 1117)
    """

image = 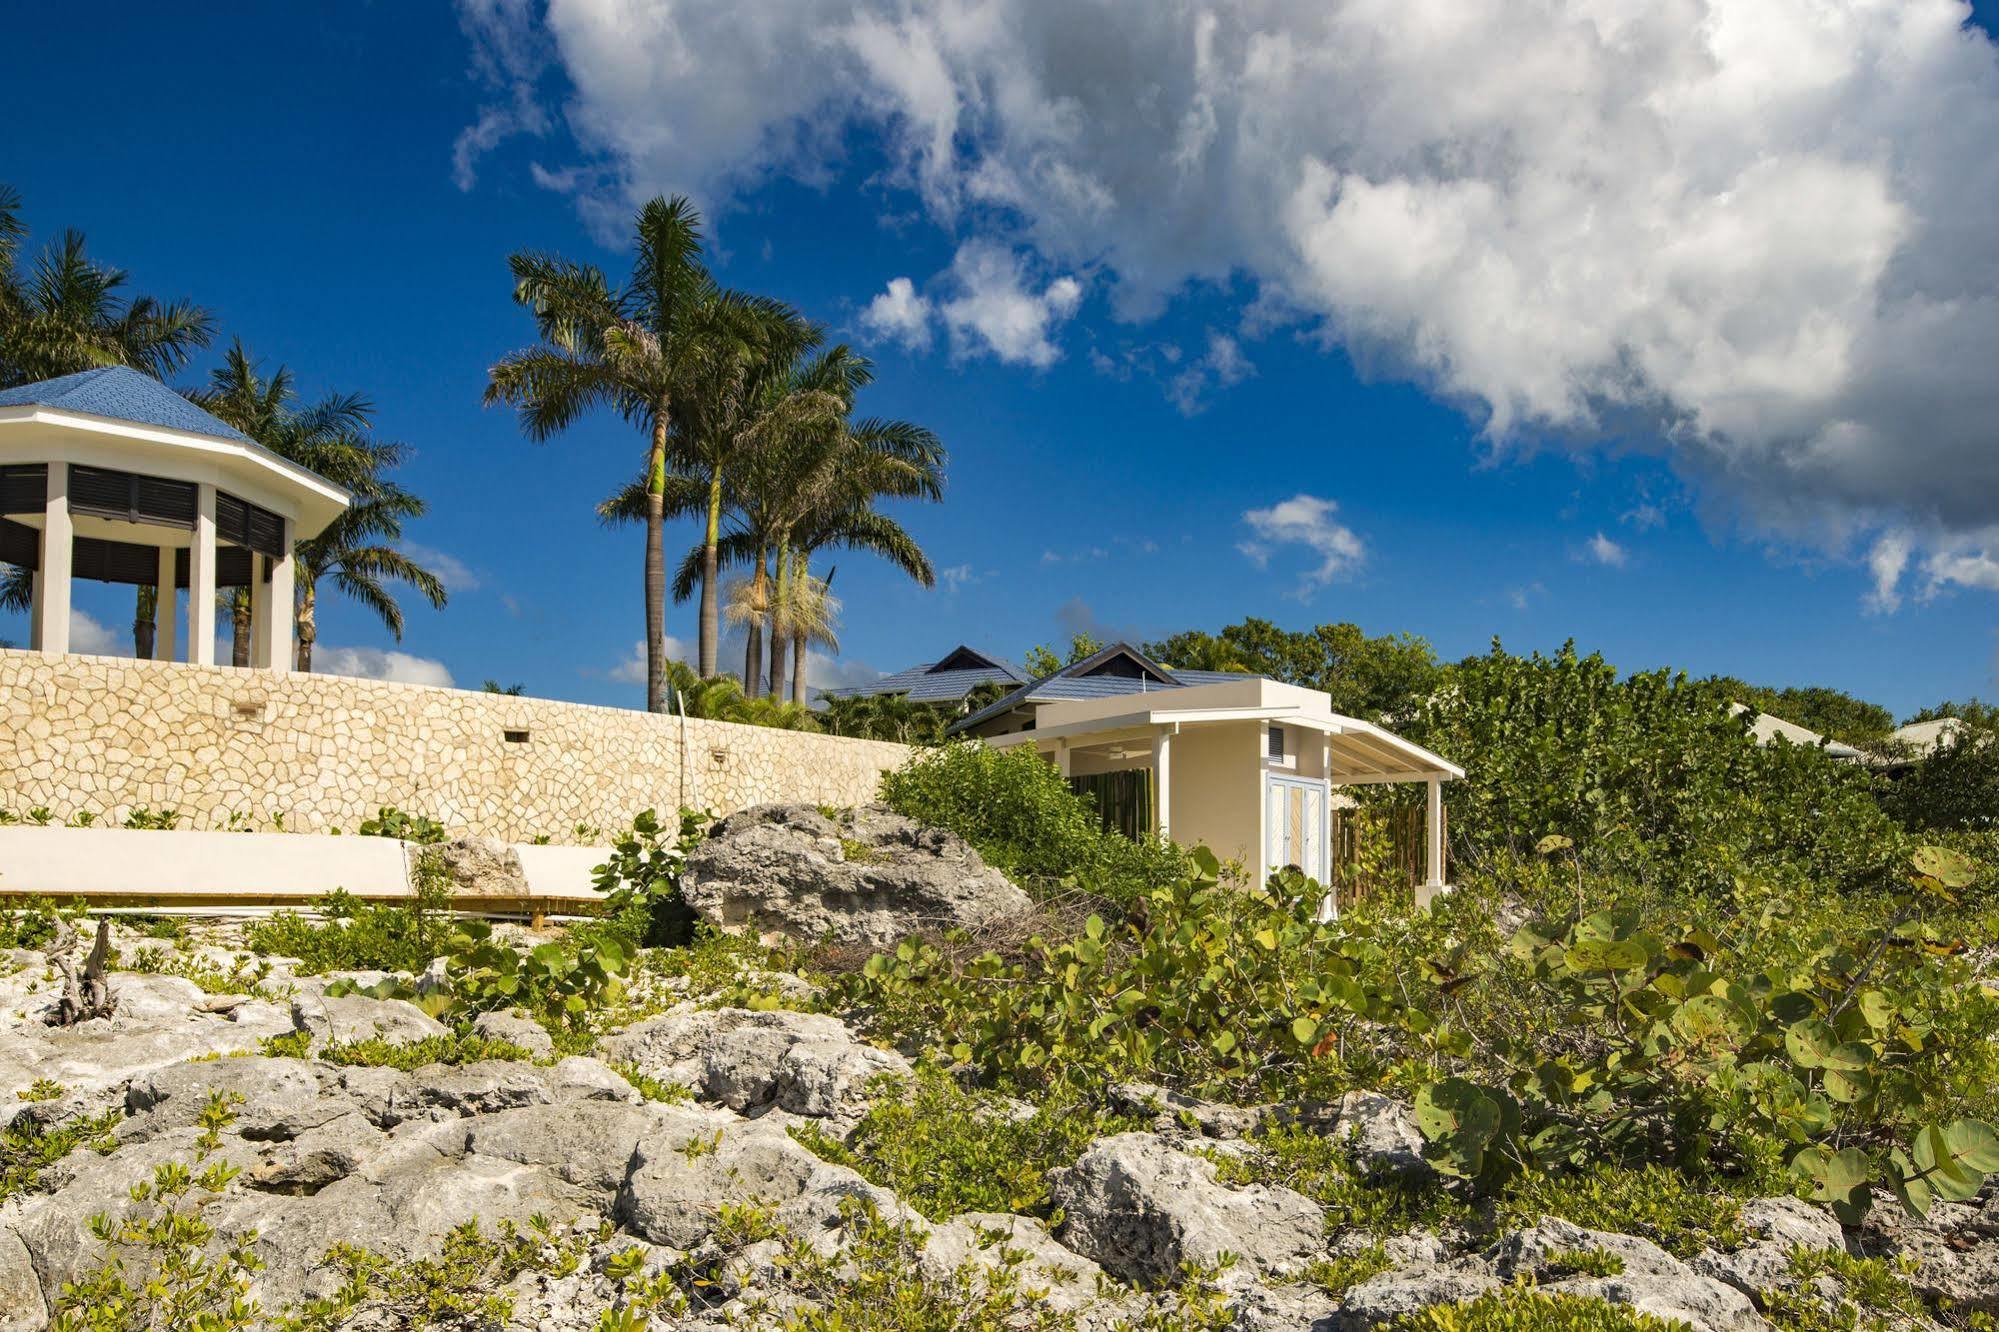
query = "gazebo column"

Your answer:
(35, 464), (73, 657)
(155, 544), (178, 662)
(188, 483), (217, 666)
(1154, 725), (1174, 842)
(1416, 775), (1449, 910)
(256, 521), (293, 674)
(248, 555), (271, 668)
